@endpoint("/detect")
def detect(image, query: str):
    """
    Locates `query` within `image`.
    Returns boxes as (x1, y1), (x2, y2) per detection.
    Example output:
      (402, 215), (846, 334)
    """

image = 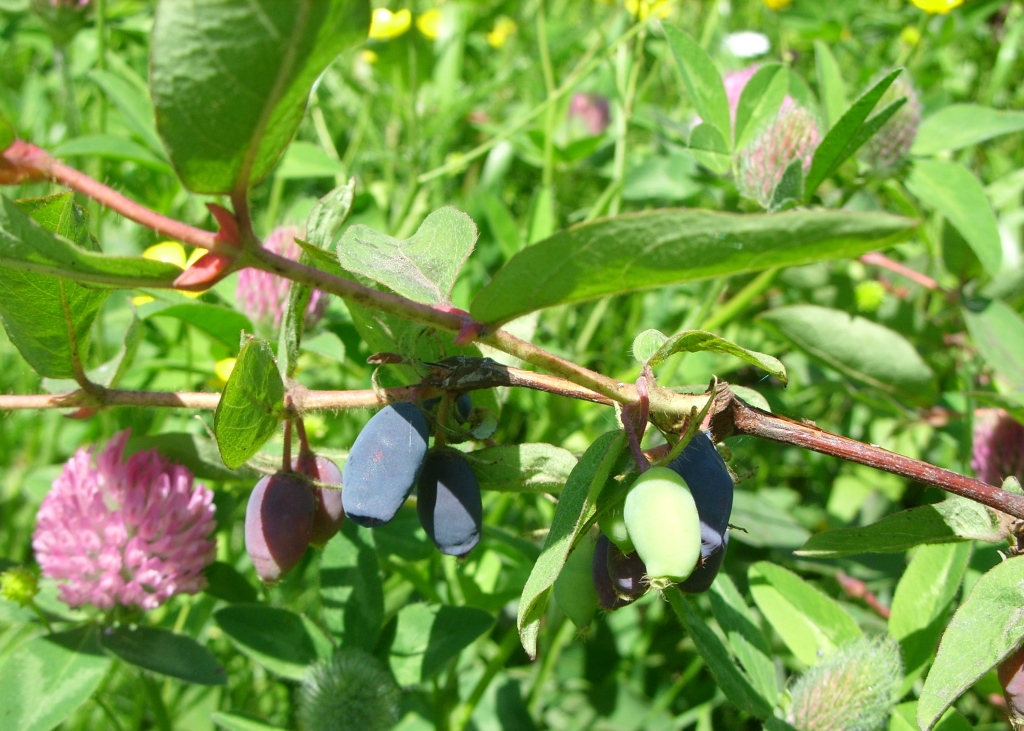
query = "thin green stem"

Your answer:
(536, 0), (557, 189)
(700, 268), (779, 333)
(526, 615), (576, 715)
(608, 27), (646, 217)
